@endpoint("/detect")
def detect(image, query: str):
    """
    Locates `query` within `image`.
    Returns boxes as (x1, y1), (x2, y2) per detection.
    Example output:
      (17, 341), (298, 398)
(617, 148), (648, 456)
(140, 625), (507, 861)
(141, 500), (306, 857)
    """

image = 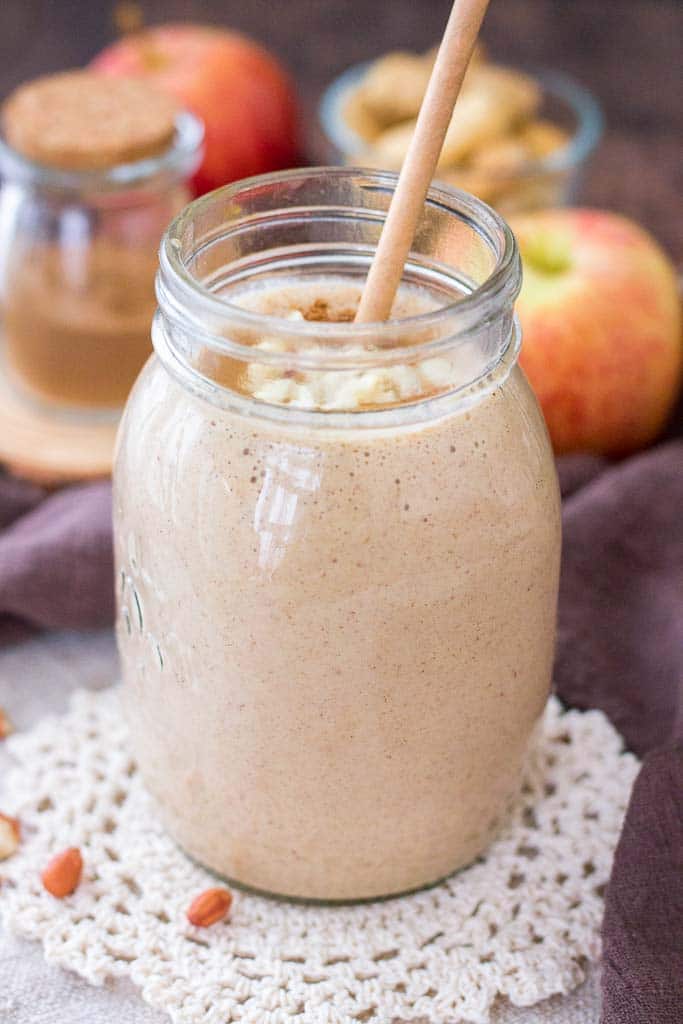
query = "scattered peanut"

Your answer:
(186, 886), (233, 927)
(0, 812), (20, 860)
(41, 847), (83, 898)
(0, 707), (13, 740)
